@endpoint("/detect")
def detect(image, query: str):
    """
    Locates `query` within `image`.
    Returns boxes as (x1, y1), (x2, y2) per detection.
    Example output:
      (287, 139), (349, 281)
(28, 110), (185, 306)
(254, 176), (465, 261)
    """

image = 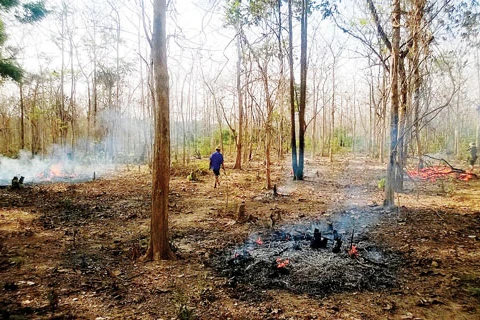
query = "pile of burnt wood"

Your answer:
(212, 209), (403, 297)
